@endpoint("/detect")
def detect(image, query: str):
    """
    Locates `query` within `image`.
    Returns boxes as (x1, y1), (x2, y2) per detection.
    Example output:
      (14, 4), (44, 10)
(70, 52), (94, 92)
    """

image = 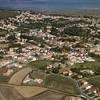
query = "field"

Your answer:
(85, 75), (100, 89)
(27, 60), (51, 70)
(30, 70), (81, 96)
(0, 84), (83, 100)
(72, 61), (100, 69)
(43, 74), (81, 96)
(0, 10), (18, 18)
(72, 61), (100, 75)
(14, 86), (47, 98)
(0, 84), (23, 100)
(30, 70), (47, 80)
(30, 90), (65, 100)
(0, 84), (47, 100)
